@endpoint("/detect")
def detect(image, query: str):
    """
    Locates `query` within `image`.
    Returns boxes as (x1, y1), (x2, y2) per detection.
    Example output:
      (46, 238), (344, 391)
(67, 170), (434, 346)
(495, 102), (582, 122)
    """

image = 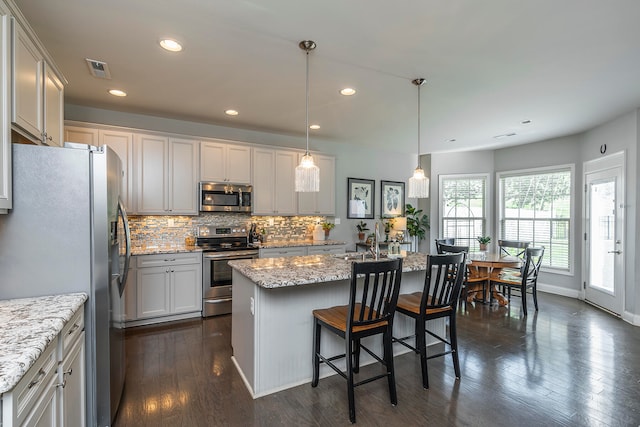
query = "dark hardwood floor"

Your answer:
(114, 293), (640, 426)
